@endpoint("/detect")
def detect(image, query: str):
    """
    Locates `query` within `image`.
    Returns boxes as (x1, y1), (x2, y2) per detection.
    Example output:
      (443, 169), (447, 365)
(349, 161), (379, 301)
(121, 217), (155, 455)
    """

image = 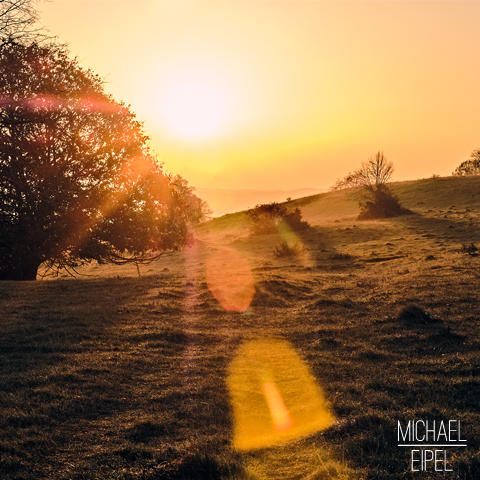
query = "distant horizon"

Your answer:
(40, 1), (480, 192)
(195, 186), (325, 217)
(195, 186), (326, 193)
(196, 174), (468, 217)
